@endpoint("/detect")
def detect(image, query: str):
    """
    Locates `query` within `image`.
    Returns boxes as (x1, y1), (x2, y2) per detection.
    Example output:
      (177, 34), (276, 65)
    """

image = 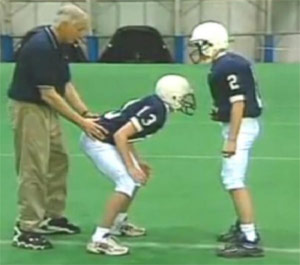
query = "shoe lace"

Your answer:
(25, 232), (48, 244)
